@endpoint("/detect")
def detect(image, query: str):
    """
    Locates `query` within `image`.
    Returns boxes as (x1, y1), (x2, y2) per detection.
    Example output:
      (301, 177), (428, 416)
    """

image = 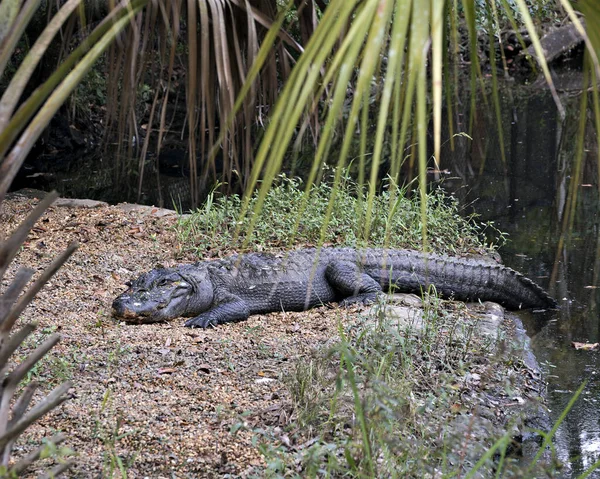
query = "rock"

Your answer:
(53, 198), (108, 208)
(115, 203), (186, 218)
